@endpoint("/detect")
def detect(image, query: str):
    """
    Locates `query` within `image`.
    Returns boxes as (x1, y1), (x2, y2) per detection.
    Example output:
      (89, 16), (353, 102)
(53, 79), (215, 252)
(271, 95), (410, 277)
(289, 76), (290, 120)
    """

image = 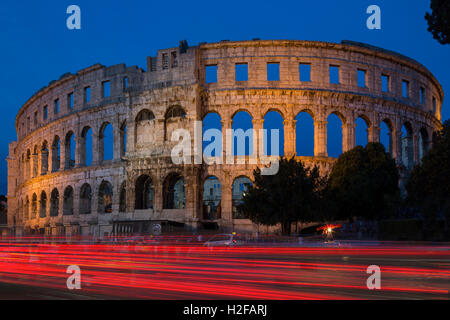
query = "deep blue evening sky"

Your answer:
(0, 0), (449, 194)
